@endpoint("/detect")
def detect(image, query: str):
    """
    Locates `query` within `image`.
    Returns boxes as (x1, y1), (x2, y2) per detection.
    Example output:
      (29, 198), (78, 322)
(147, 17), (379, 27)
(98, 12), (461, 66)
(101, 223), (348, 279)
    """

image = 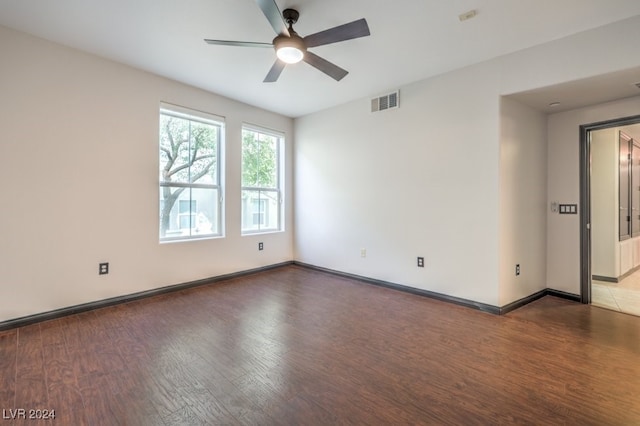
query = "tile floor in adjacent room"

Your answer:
(592, 269), (640, 316)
